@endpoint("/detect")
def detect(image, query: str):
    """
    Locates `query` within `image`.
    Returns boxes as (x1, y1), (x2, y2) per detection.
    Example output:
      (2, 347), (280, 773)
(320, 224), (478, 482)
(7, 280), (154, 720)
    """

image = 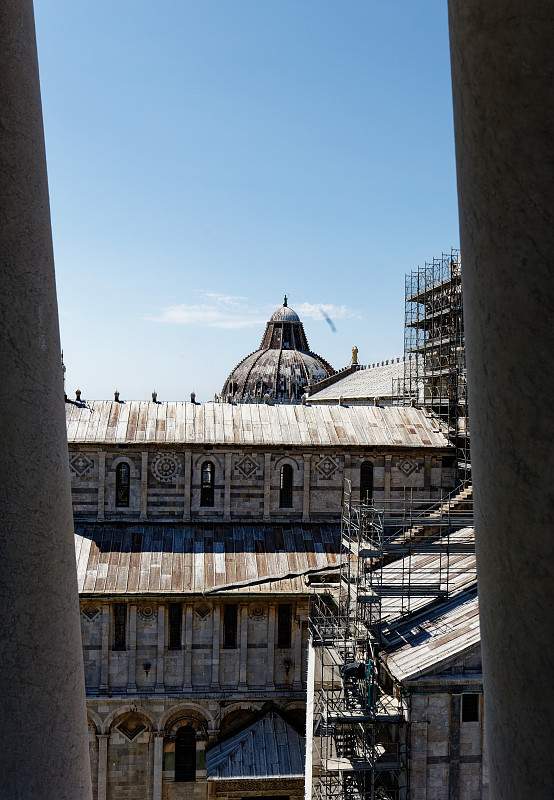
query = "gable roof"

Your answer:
(308, 360), (405, 403)
(65, 401), (449, 449)
(206, 712), (305, 780)
(382, 589), (480, 682)
(75, 523), (340, 595)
